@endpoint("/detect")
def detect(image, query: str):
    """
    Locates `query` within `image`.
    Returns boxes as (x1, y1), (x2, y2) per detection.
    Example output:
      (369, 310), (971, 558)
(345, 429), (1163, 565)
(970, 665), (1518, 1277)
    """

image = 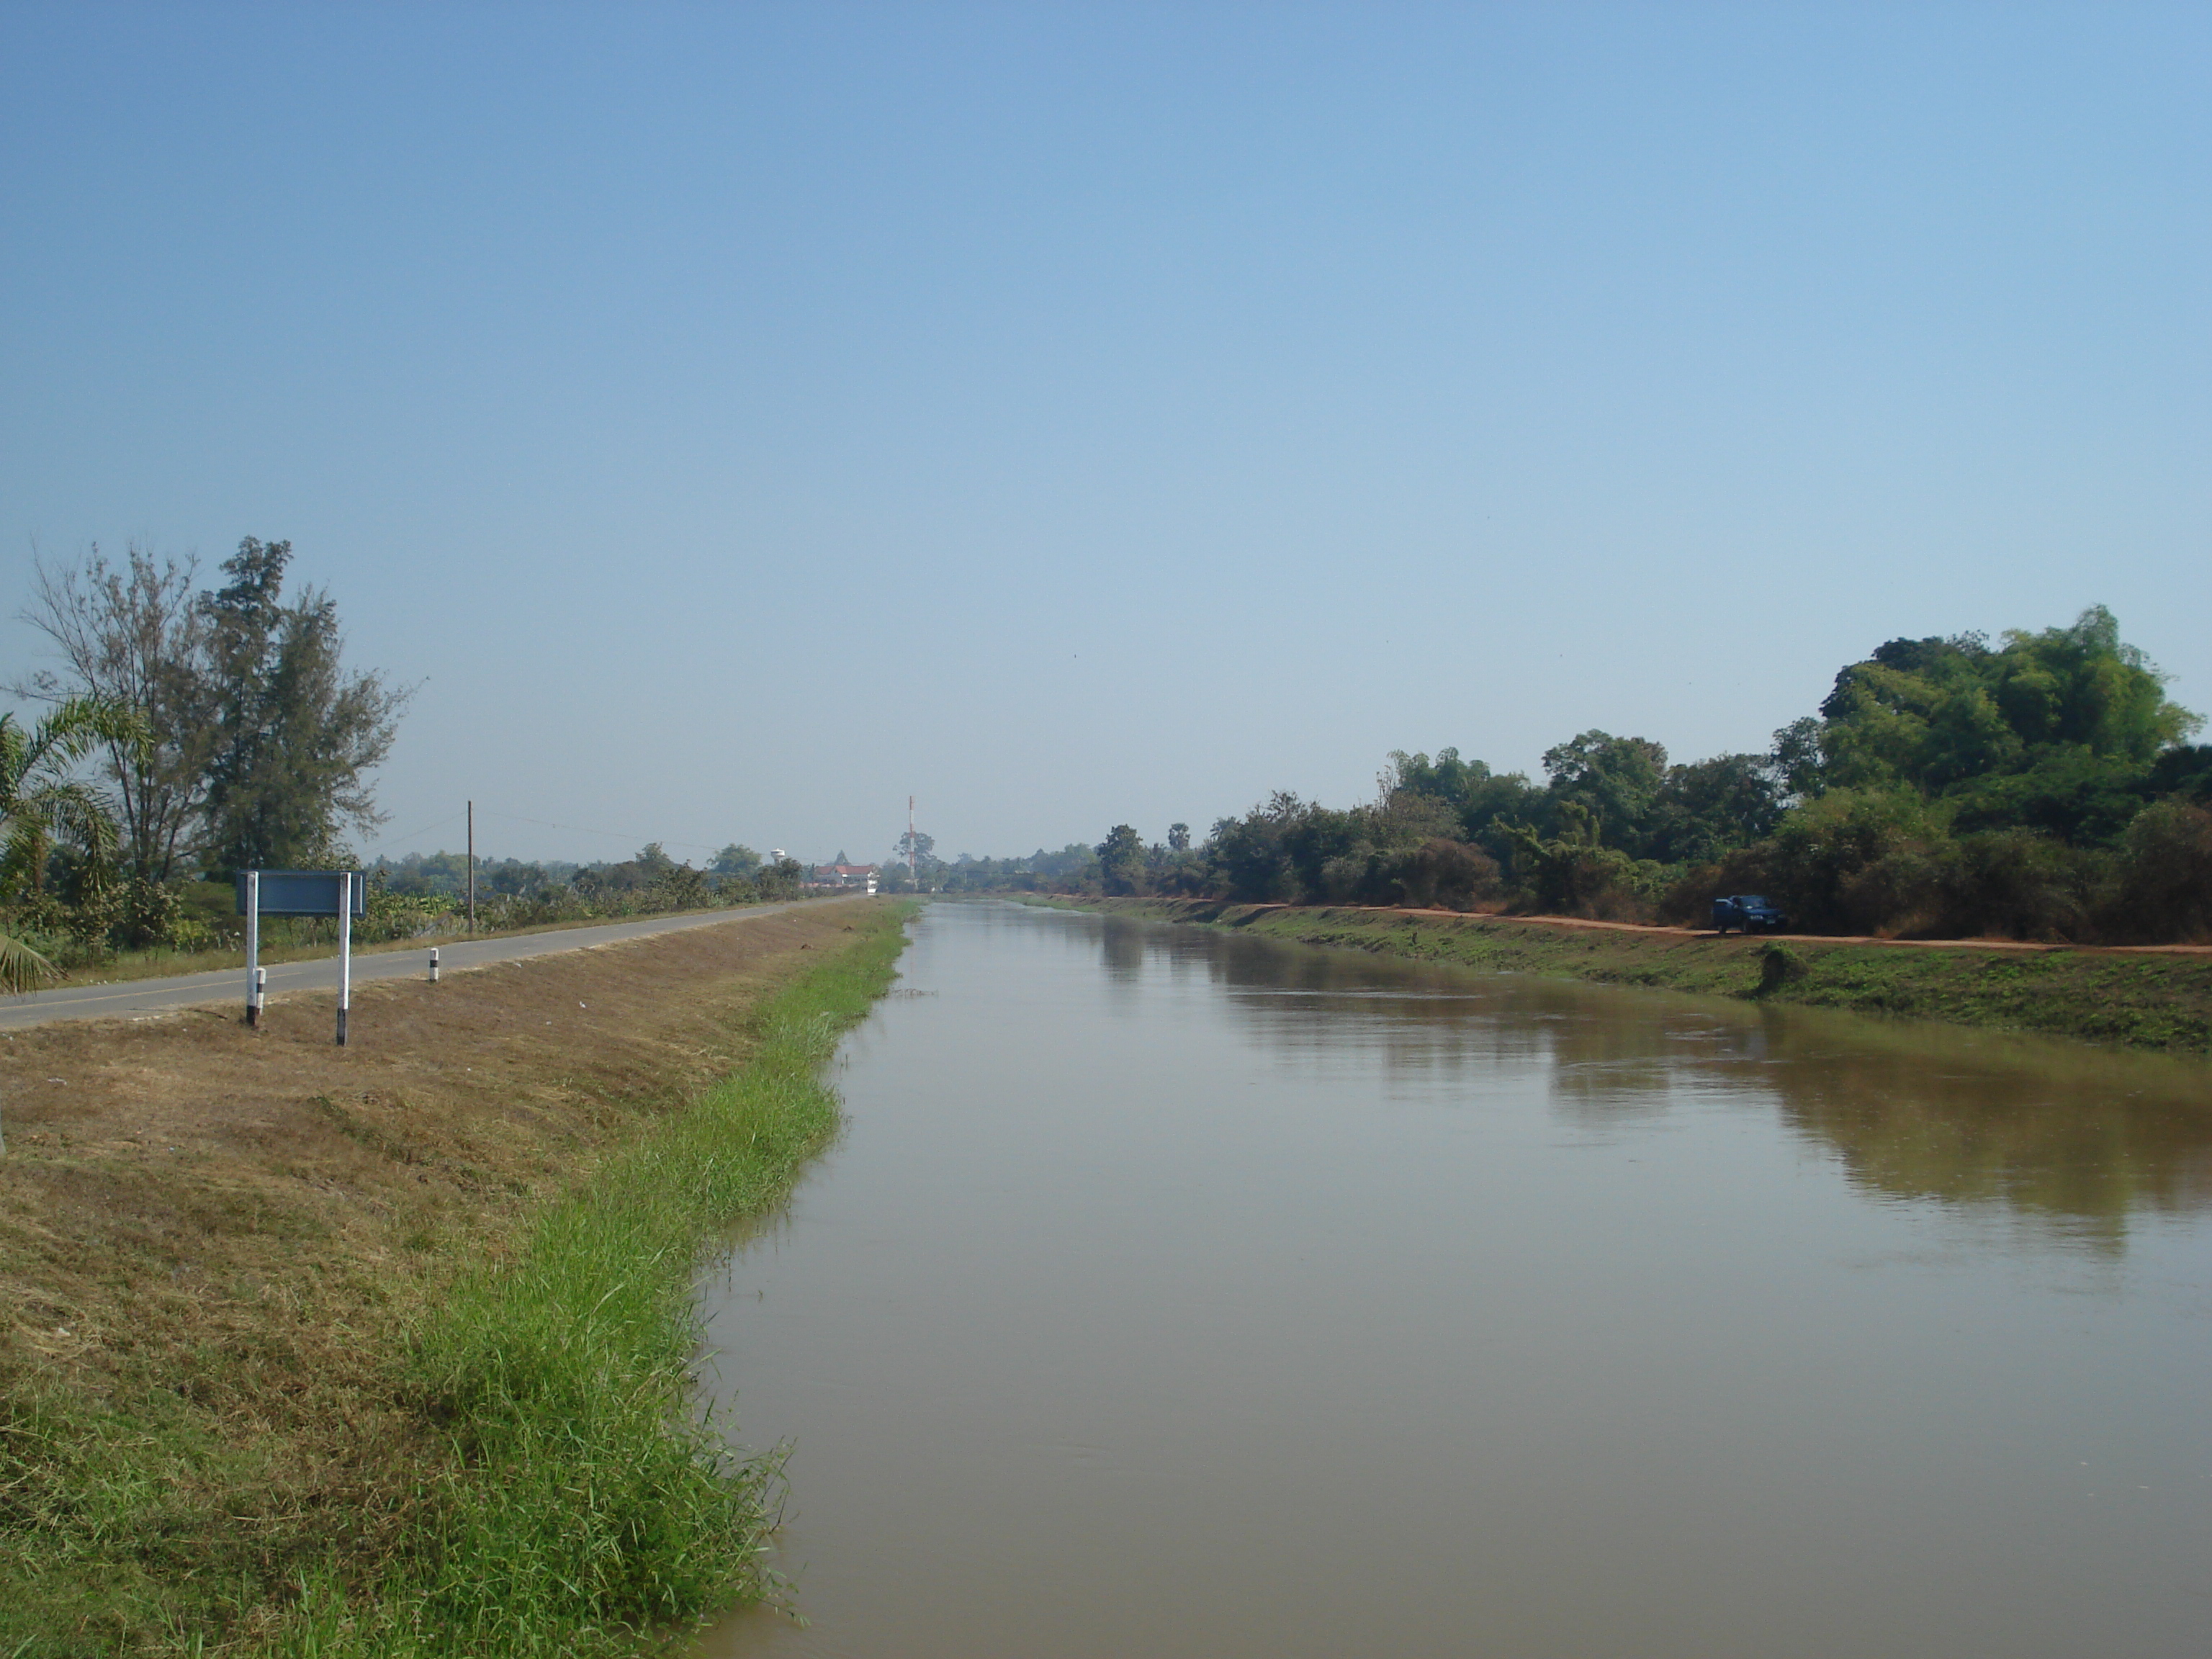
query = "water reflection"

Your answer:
(701, 900), (2212, 1659)
(1069, 904), (2212, 1239)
